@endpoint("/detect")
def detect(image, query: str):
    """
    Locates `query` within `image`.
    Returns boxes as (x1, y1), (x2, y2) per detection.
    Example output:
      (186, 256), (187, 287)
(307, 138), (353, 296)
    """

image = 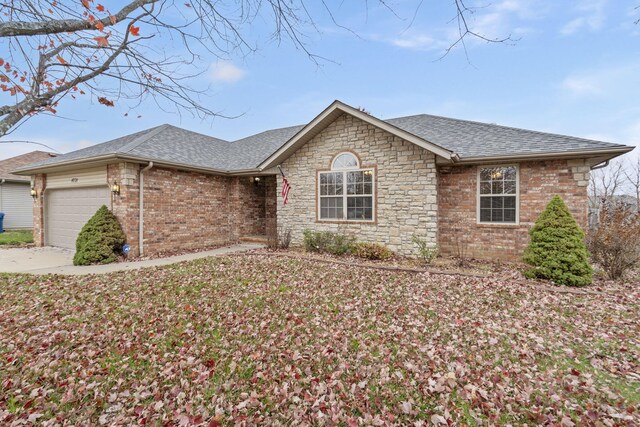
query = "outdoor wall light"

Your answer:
(111, 181), (120, 195)
(253, 176), (261, 183)
(30, 187), (37, 199)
